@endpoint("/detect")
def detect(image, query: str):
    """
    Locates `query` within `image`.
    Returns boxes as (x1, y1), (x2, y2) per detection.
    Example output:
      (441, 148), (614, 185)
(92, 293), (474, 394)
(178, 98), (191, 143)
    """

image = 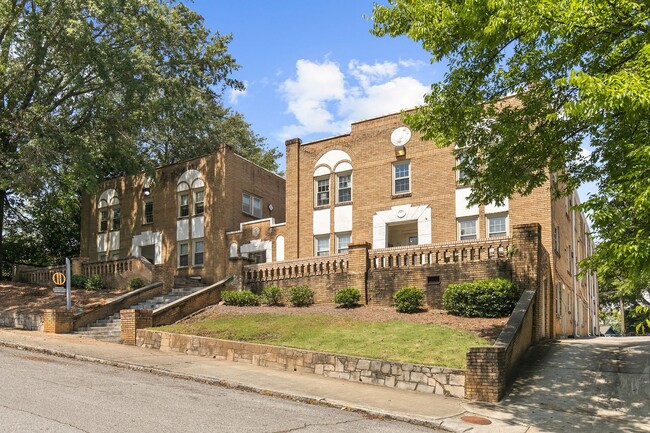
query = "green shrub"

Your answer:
(129, 278), (146, 290)
(85, 274), (103, 291)
(261, 286), (284, 306)
(289, 285), (314, 307)
(71, 274), (88, 289)
(393, 286), (425, 313)
(334, 287), (361, 308)
(221, 290), (260, 306)
(443, 278), (519, 317)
